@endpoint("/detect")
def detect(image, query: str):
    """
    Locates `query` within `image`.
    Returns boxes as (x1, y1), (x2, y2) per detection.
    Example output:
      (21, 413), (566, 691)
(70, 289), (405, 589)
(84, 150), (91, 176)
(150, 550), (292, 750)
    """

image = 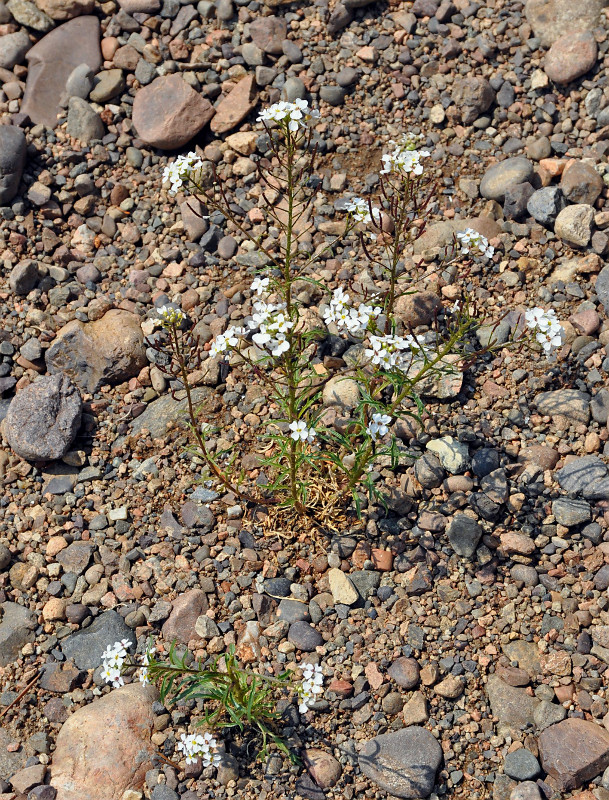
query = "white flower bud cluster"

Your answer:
(177, 732), (221, 767)
(297, 663), (324, 713)
(162, 153), (204, 195)
(257, 99), (320, 132)
(525, 307), (563, 353)
(323, 288), (381, 334)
